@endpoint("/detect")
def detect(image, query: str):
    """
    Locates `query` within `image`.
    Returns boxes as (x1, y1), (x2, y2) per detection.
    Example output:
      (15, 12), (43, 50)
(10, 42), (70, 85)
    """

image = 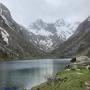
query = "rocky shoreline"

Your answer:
(31, 56), (90, 90)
